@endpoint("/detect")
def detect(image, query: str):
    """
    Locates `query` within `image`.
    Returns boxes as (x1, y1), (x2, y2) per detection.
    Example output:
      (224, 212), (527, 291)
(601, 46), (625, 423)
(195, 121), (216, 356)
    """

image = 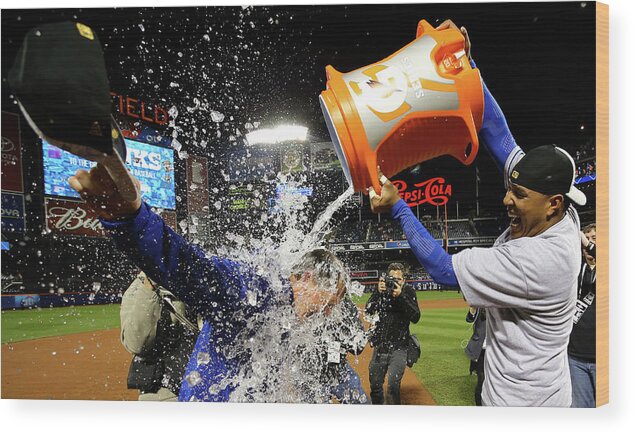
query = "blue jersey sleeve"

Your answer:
(391, 200), (458, 287)
(100, 202), (269, 317)
(473, 60), (525, 184)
